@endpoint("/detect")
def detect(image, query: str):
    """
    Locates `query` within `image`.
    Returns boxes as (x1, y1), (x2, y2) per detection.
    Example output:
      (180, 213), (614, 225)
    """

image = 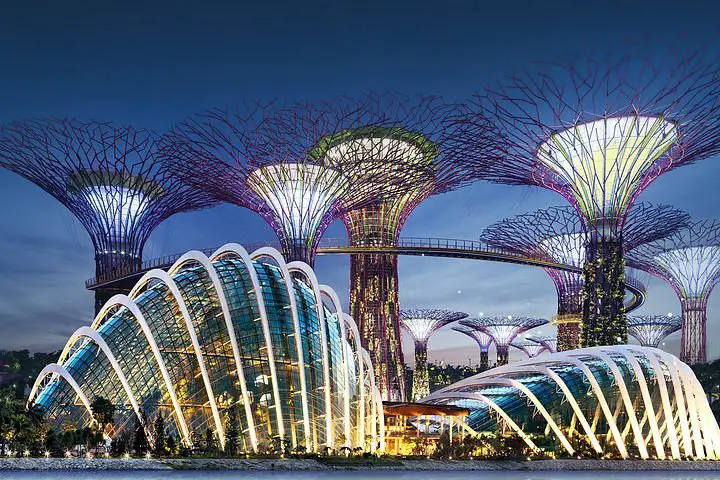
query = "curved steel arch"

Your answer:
(211, 243), (283, 447)
(319, 285), (352, 448)
(57, 326), (148, 439)
(288, 261), (334, 448)
(130, 267), (226, 449)
(250, 247), (311, 450)
(90, 294), (192, 446)
(29, 364), (94, 424)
